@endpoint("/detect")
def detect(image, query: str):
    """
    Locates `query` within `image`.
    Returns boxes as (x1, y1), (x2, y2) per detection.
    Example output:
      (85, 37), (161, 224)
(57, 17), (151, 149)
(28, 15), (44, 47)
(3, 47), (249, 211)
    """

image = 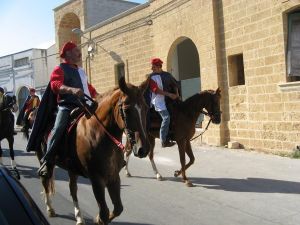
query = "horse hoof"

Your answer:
(185, 180), (194, 187)
(174, 170), (180, 177)
(126, 172), (132, 177)
(156, 174), (163, 181)
(94, 215), (104, 225)
(47, 209), (56, 217)
(109, 212), (116, 222)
